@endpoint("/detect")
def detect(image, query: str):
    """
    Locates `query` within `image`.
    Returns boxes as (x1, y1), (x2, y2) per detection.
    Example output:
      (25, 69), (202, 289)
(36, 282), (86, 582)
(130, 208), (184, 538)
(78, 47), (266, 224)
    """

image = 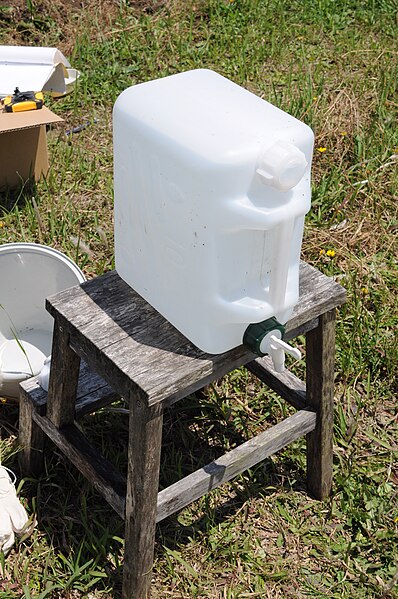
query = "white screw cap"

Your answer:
(256, 140), (308, 191)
